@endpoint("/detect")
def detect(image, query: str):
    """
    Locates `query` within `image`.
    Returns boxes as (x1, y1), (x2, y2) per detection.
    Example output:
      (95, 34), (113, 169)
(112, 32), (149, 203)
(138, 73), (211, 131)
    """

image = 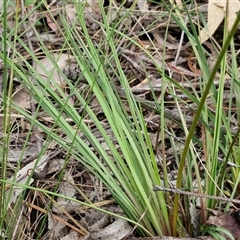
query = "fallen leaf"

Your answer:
(87, 214), (133, 240)
(35, 53), (74, 90)
(12, 87), (32, 110)
(199, 0), (240, 43)
(8, 145), (38, 163)
(48, 214), (68, 238)
(60, 230), (79, 240)
(175, 0), (183, 9)
(199, 0), (225, 43)
(52, 171), (78, 214)
(207, 212), (240, 239)
(137, 0), (149, 11)
(6, 155), (49, 205)
(64, 4), (77, 24)
(46, 14), (59, 33)
(47, 159), (66, 174)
